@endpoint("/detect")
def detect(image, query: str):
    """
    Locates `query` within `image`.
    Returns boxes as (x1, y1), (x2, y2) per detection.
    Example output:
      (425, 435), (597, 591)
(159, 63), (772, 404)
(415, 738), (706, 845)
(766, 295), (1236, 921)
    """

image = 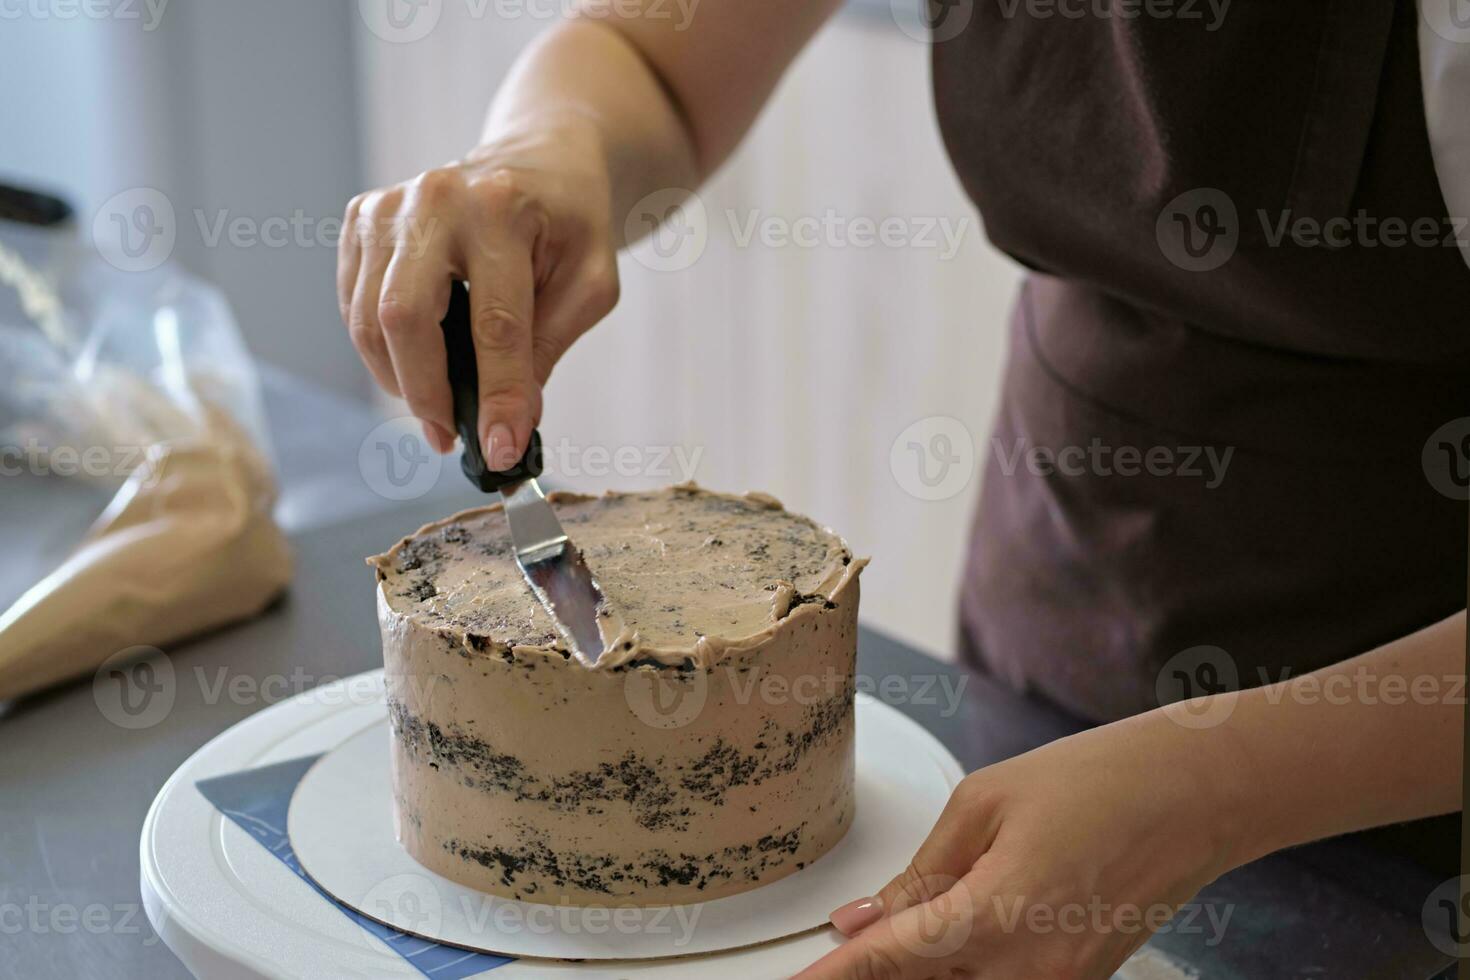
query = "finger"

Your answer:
(422, 420), (451, 454)
(831, 779), (996, 935)
(527, 246), (620, 387)
(797, 887), (977, 980)
(378, 233), (455, 454)
(350, 263), (400, 398)
(349, 241), (402, 399)
(337, 194), (364, 328)
(464, 244), (540, 470)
